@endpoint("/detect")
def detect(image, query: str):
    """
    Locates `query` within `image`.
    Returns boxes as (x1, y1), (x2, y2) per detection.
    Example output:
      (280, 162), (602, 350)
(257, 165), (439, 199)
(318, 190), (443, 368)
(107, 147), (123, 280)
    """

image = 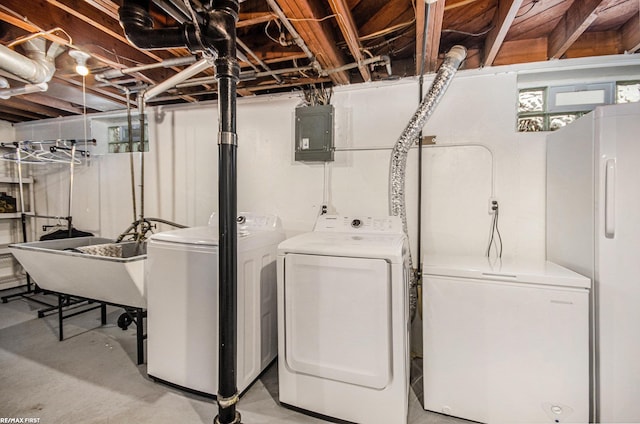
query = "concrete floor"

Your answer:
(0, 288), (471, 424)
